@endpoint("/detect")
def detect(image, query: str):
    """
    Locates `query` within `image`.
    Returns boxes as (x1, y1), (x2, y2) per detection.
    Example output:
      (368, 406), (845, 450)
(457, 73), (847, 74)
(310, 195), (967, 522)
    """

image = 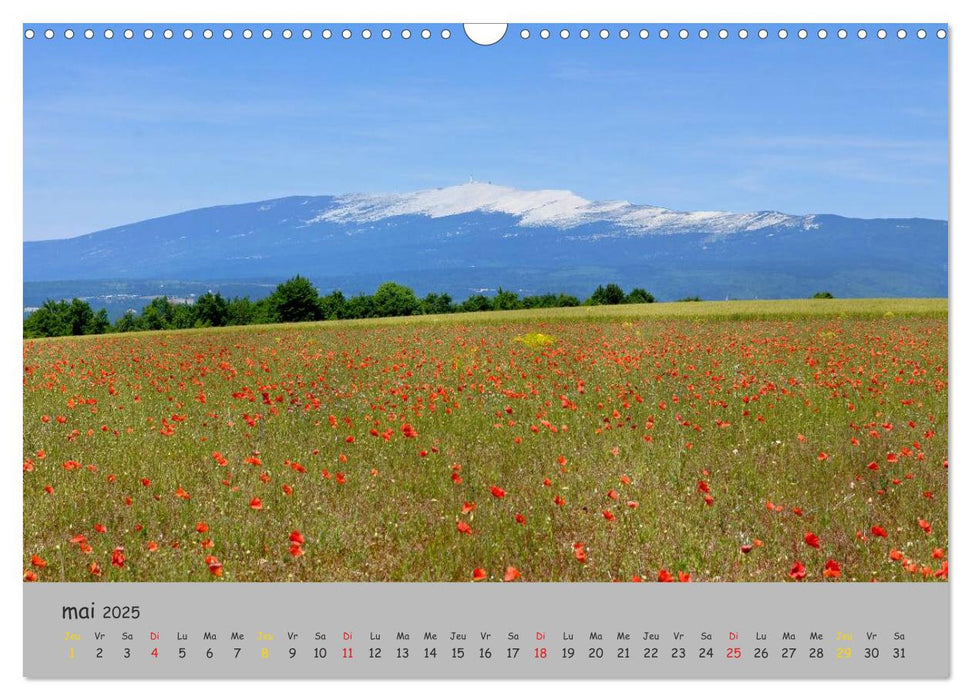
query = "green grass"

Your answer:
(23, 298), (948, 583)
